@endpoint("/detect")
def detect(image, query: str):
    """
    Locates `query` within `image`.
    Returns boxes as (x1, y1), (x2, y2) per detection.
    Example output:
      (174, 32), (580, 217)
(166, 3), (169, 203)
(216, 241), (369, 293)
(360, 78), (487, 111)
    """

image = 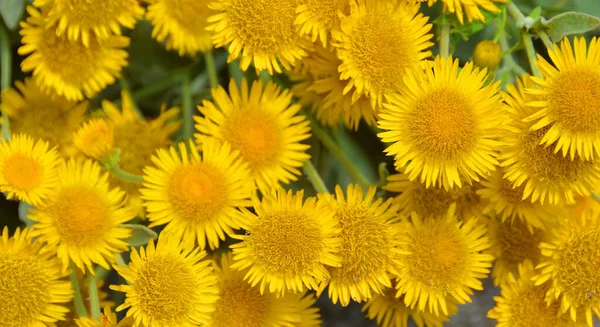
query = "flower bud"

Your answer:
(473, 40), (502, 71)
(73, 118), (114, 160)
